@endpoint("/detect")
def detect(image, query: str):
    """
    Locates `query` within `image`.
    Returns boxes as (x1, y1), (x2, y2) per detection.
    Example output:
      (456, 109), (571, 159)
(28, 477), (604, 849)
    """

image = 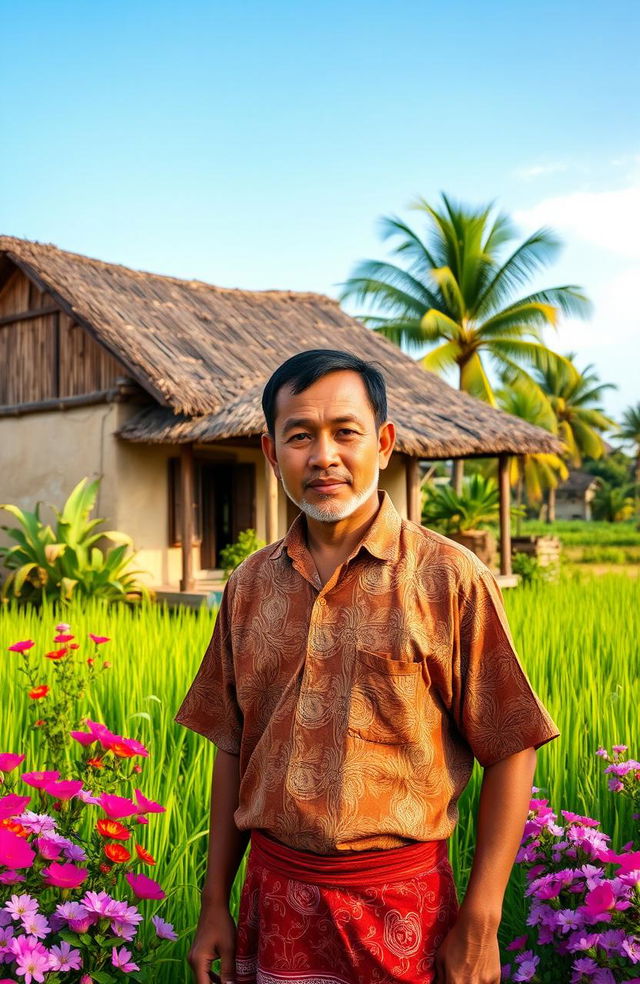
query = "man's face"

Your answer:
(262, 370), (395, 523)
